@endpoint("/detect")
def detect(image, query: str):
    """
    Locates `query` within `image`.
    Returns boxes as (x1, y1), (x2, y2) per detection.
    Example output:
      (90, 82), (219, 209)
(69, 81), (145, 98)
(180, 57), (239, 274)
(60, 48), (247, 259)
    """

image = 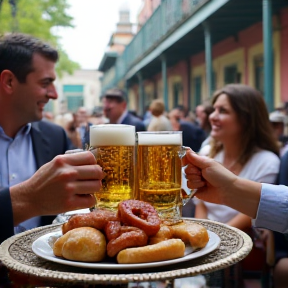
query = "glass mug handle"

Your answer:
(178, 146), (197, 205)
